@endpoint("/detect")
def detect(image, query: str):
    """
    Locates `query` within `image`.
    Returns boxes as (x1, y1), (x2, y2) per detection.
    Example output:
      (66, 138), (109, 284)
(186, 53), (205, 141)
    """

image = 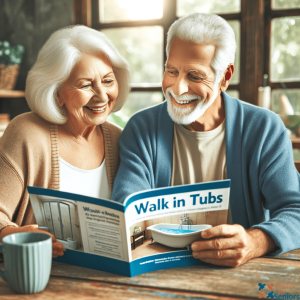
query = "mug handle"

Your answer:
(38, 226), (50, 232)
(0, 244), (7, 282)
